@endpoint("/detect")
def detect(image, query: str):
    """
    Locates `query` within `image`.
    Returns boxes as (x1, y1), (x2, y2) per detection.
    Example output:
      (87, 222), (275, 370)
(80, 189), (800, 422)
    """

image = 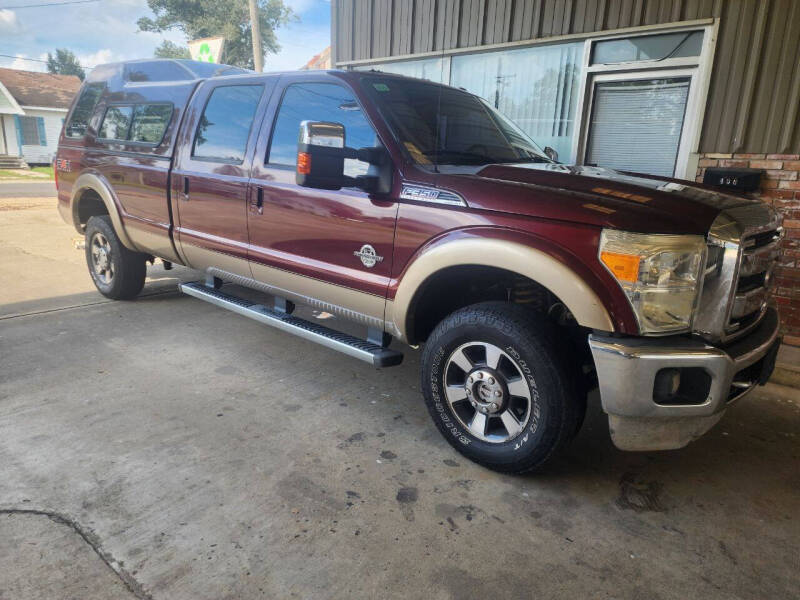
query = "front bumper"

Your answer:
(589, 307), (781, 450)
